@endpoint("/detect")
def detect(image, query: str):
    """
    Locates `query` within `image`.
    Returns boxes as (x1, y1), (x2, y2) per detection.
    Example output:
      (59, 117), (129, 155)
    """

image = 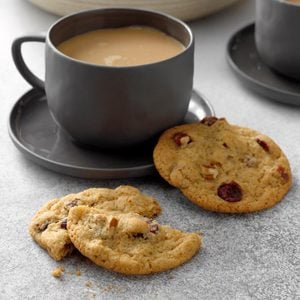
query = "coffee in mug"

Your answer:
(57, 26), (185, 67)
